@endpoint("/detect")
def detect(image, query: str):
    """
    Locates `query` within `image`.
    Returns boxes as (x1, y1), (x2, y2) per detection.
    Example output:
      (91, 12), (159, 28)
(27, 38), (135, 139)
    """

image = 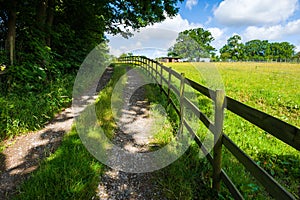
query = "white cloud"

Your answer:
(151, 14), (201, 32)
(295, 45), (300, 52)
(214, 0), (298, 26)
(108, 14), (227, 58)
(186, 0), (198, 10)
(108, 14), (204, 57)
(204, 3), (210, 11)
(205, 16), (212, 25)
(209, 28), (229, 53)
(208, 28), (224, 40)
(285, 19), (300, 34)
(243, 25), (283, 41)
(243, 19), (300, 41)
